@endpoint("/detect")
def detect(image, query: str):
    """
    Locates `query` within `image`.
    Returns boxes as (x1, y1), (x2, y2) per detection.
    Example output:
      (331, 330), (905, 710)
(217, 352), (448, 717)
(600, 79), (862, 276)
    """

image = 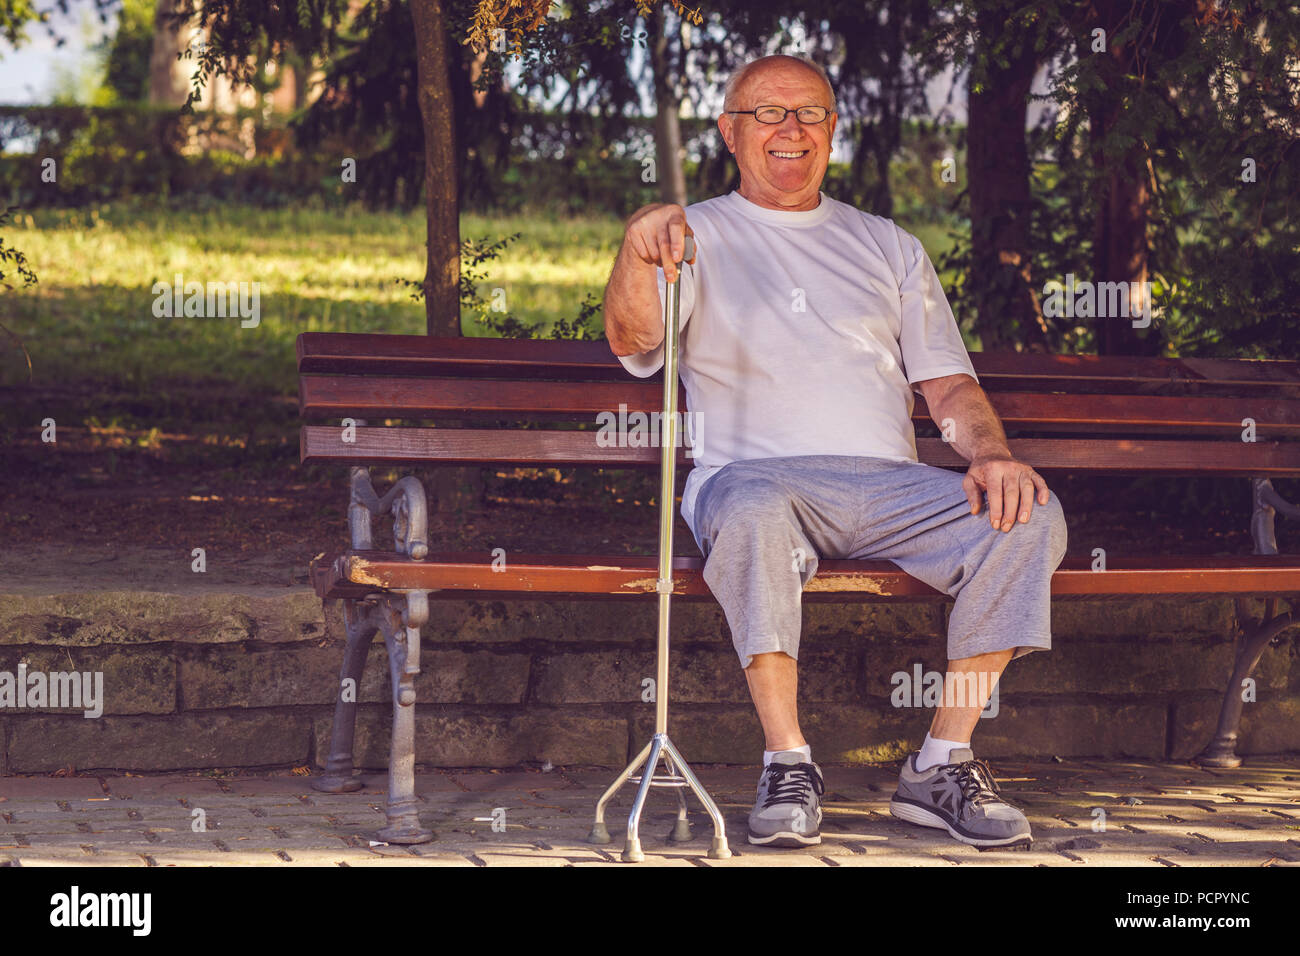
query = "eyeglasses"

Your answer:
(725, 105), (832, 125)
